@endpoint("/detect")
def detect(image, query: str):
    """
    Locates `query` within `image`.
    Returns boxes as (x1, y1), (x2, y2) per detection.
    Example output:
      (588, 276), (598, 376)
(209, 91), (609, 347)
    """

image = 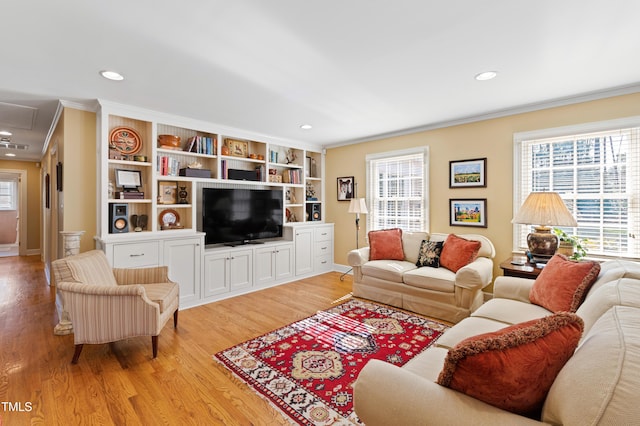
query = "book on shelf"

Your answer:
(157, 156), (180, 176)
(282, 169), (302, 184)
(186, 135), (217, 155)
